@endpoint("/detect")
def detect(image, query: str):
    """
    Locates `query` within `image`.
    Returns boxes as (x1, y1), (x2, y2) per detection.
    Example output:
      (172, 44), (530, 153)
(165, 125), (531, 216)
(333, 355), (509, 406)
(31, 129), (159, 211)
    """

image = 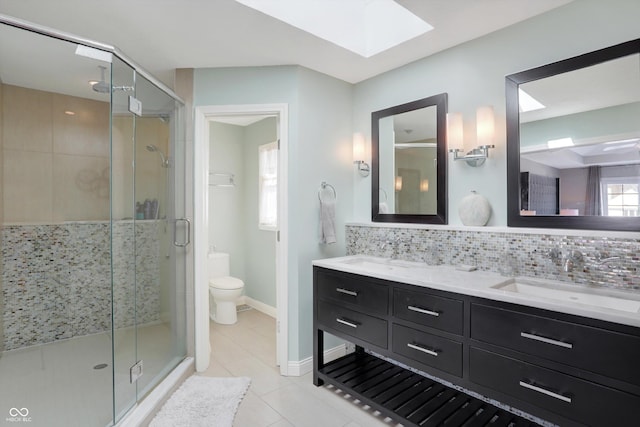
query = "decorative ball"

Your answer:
(459, 191), (491, 226)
